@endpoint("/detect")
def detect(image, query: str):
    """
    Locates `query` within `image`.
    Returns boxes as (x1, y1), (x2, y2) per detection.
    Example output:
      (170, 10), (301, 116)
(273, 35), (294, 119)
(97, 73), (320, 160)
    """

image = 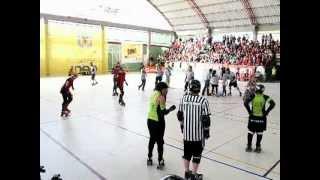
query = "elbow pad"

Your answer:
(202, 115), (211, 139)
(201, 115), (211, 128)
(177, 111), (184, 122)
